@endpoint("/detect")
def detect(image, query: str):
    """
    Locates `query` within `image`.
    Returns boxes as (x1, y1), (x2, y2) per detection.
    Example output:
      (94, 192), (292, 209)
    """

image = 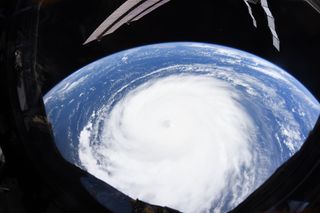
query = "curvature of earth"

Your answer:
(44, 42), (320, 213)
